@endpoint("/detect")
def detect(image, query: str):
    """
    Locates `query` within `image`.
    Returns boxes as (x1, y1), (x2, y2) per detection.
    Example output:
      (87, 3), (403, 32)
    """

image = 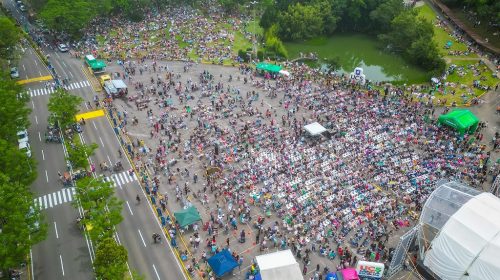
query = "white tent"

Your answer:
(304, 122), (326, 136)
(255, 250), (304, 280)
(423, 192), (500, 280)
